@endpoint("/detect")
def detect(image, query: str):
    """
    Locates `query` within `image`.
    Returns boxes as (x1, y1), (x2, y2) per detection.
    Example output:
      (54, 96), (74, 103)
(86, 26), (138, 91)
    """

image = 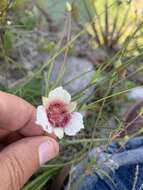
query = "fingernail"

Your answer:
(39, 140), (59, 165)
